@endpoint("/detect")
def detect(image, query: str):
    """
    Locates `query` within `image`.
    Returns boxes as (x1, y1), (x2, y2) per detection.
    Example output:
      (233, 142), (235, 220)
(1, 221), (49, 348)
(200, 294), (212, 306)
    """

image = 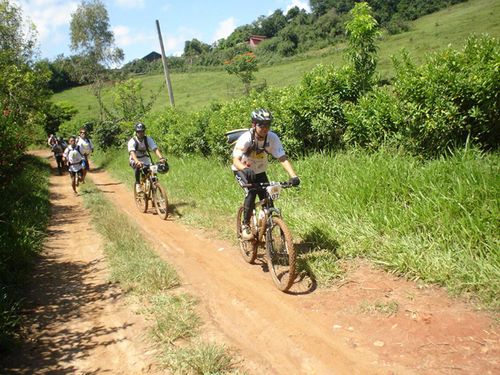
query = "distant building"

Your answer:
(248, 35), (267, 48)
(142, 51), (161, 62)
